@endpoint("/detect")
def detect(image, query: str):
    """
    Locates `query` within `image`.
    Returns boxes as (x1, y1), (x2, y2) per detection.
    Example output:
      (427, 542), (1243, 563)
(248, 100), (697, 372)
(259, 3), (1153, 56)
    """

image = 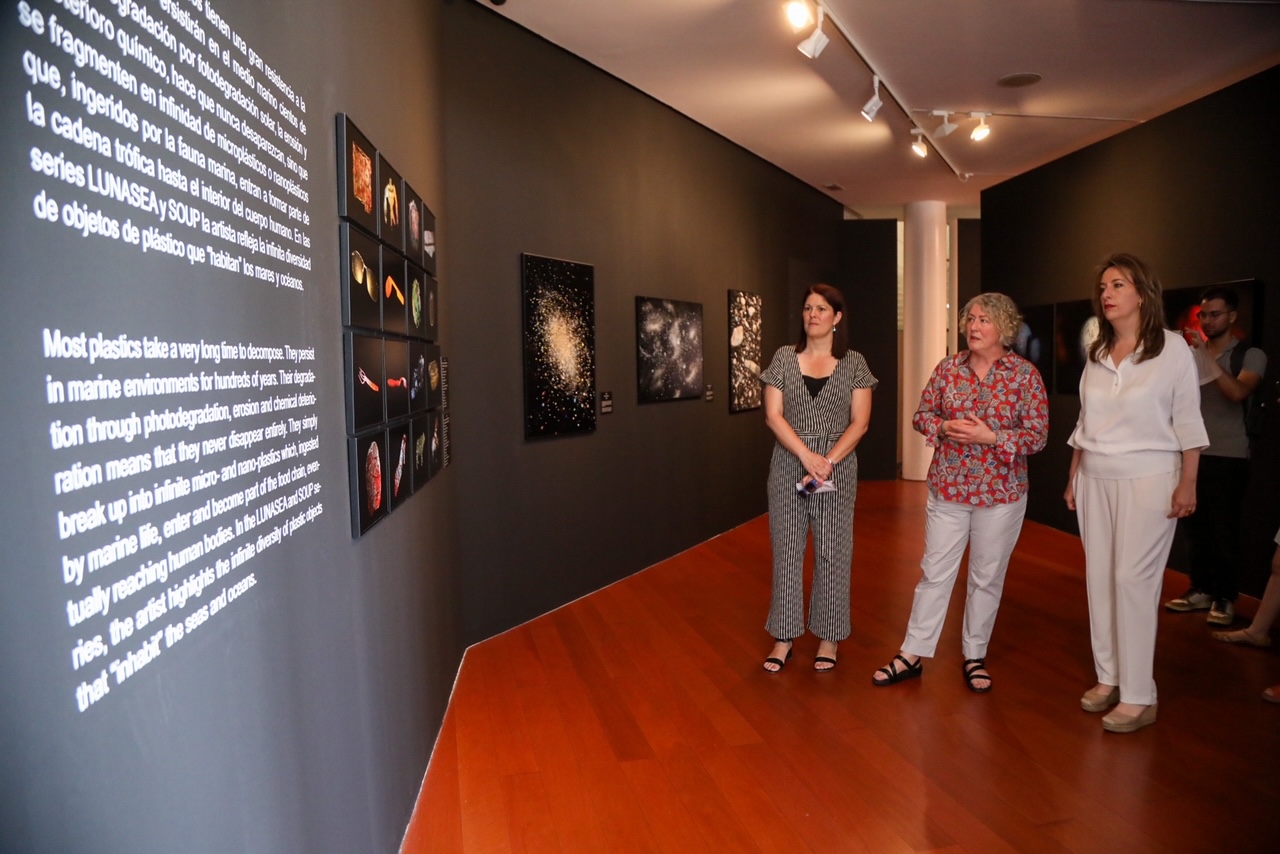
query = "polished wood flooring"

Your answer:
(404, 480), (1280, 853)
